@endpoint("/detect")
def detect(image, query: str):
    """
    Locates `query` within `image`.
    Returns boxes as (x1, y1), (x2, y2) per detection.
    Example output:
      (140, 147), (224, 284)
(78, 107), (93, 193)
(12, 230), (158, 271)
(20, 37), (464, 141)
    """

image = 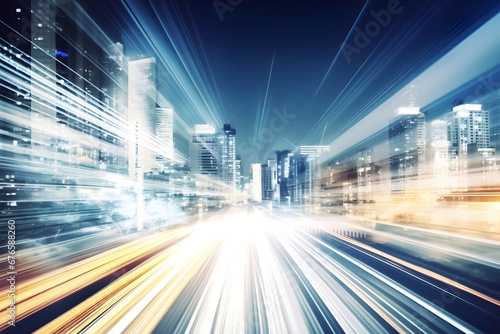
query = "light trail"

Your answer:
(35, 223), (221, 333)
(325, 230), (500, 307)
(7, 206), (497, 333)
(311, 0), (372, 99)
(320, 10), (500, 162)
(120, 0), (225, 128)
(253, 51), (275, 147)
(0, 225), (192, 331)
